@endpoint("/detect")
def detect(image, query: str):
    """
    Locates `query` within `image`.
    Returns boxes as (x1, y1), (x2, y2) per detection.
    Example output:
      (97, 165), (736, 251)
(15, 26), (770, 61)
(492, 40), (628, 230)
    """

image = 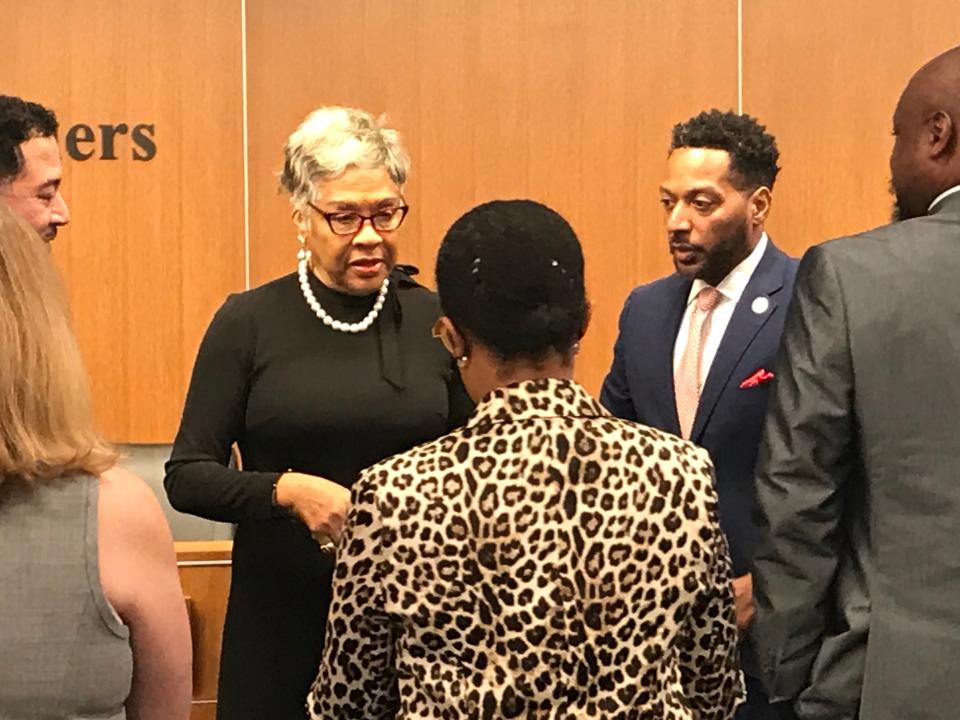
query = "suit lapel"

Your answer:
(655, 275), (692, 437)
(690, 242), (789, 443)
